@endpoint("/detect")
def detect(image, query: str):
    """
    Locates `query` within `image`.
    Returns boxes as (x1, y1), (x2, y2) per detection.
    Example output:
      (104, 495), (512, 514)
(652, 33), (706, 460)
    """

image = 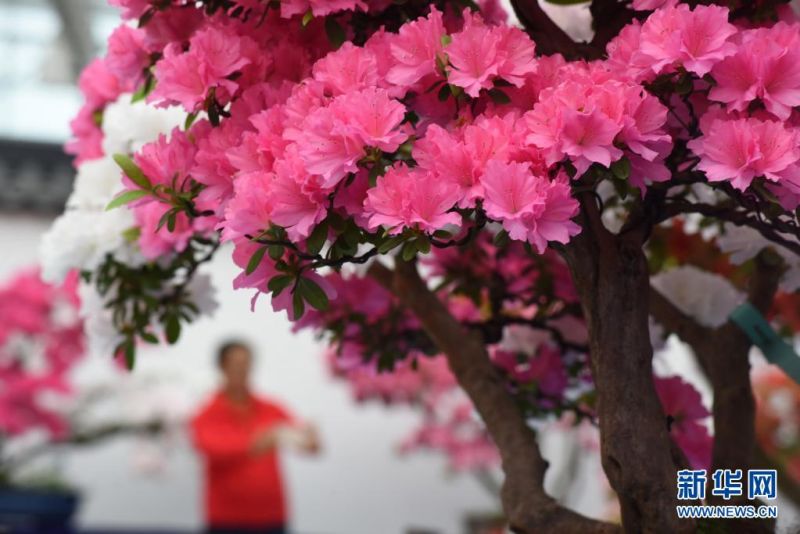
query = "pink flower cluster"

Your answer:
(607, 4), (738, 80)
(688, 111), (800, 197)
(0, 270), (85, 438)
(654, 375), (712, 470)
